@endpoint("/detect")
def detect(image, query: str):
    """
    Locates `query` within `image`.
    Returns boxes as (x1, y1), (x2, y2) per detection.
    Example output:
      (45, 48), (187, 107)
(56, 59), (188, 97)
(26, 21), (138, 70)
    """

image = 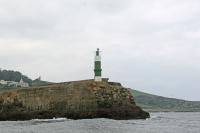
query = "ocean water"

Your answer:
(0, 112), (199, 133)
